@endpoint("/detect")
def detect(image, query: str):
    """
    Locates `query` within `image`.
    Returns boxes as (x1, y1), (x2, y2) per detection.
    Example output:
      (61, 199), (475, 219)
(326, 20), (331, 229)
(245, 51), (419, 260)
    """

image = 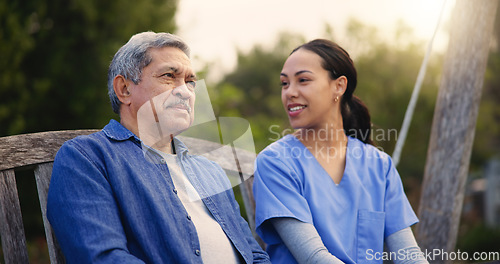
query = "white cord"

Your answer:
(392, 0), (448, 167)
